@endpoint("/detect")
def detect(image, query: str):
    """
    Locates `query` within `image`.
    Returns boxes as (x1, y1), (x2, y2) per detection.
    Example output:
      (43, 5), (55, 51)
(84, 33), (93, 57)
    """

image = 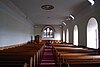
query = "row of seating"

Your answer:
(0, 43), (45, 67)
(52, 43), (100, 67)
